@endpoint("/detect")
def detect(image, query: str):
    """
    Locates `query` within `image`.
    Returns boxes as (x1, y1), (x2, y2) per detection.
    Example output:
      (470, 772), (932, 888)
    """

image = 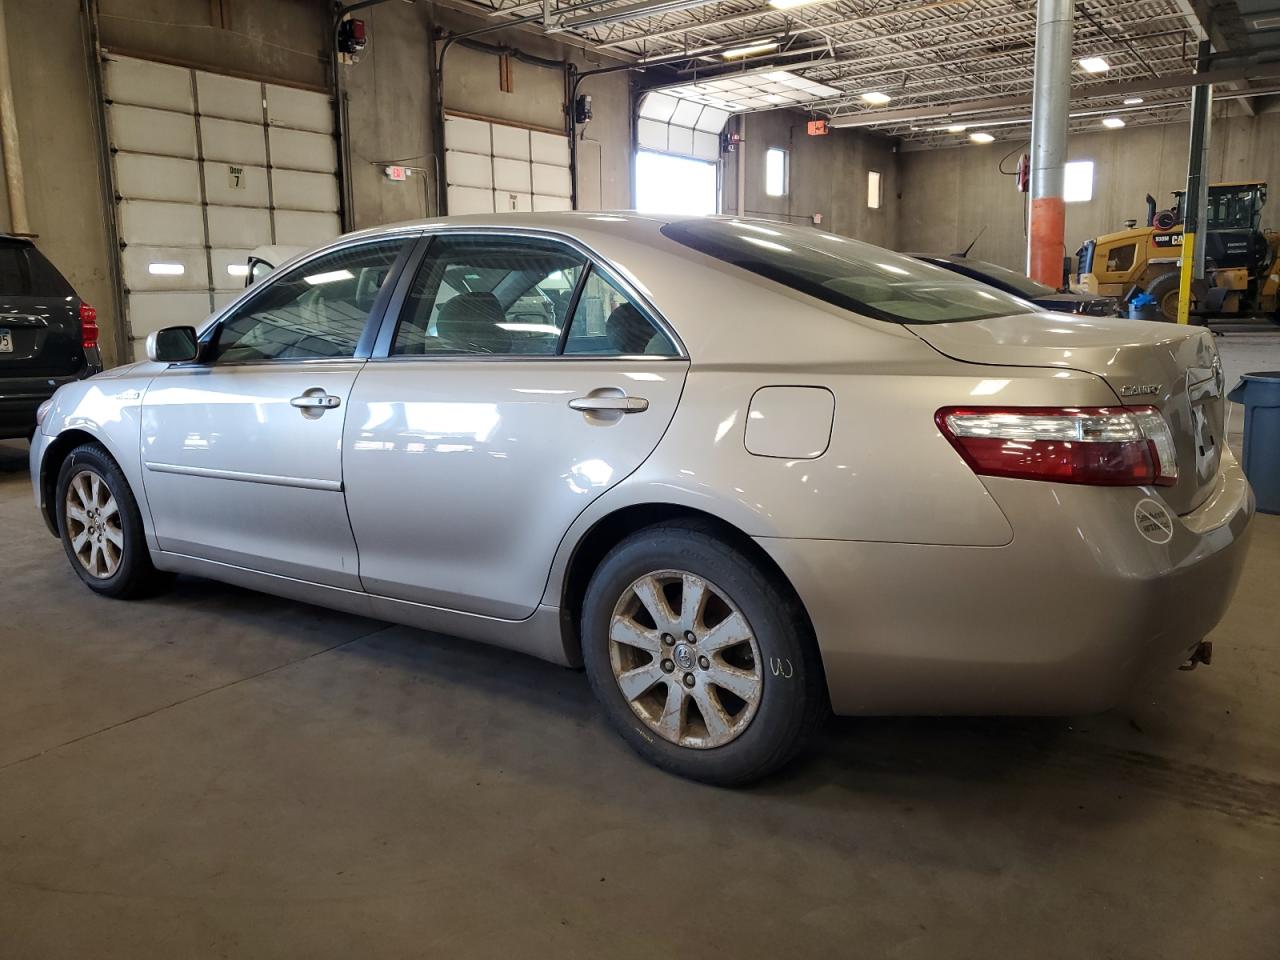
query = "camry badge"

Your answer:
(1120, 383), (1162, 397)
